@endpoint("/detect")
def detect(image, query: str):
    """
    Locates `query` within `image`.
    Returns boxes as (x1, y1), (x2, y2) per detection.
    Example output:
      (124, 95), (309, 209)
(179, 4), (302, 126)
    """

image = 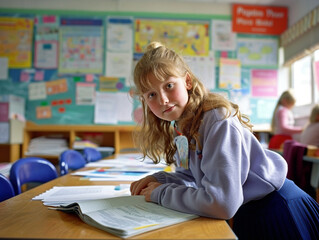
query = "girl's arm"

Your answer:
(148, 113), (285, 220)
(149, 118), (247, 219)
